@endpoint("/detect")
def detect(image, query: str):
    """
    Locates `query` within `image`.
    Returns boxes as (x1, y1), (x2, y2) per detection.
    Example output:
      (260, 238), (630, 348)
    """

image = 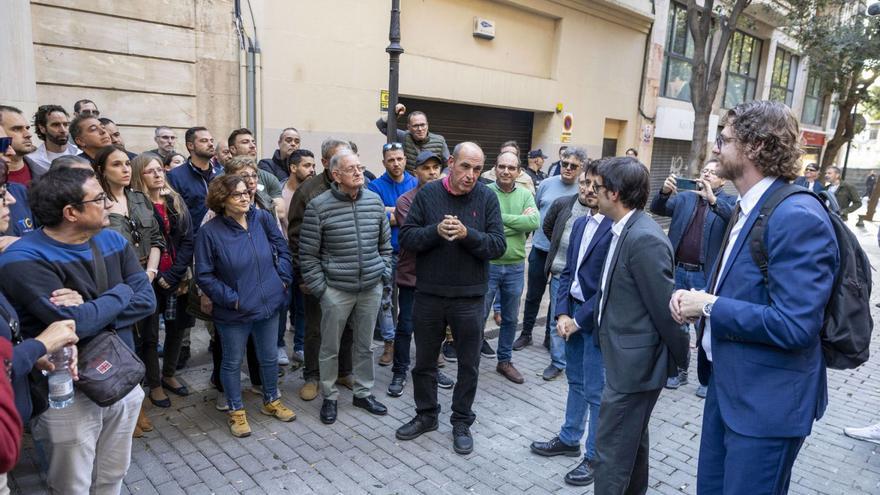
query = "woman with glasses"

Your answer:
(196, 175), (295, 437)
(93, 146), (166, 436)
(129, 154), (194, 402)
